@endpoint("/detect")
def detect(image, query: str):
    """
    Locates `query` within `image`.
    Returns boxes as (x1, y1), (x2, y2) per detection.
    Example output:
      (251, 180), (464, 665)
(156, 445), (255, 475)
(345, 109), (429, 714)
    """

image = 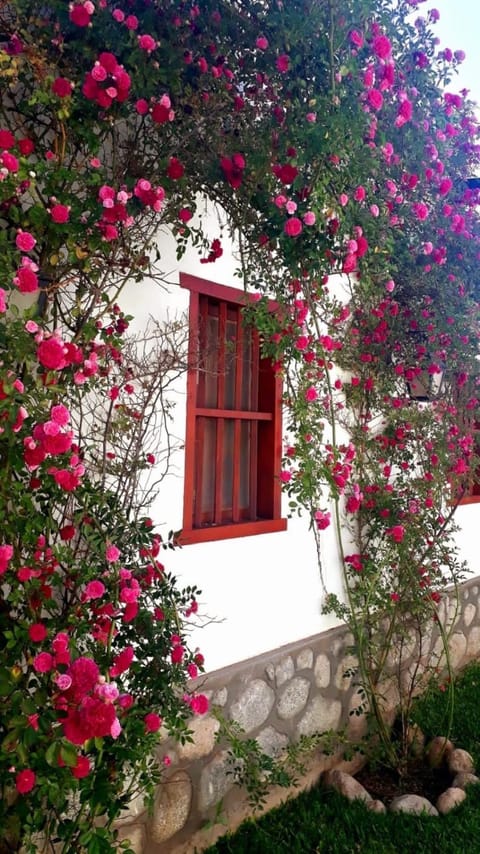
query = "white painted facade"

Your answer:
(121, 210), (480, 673)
